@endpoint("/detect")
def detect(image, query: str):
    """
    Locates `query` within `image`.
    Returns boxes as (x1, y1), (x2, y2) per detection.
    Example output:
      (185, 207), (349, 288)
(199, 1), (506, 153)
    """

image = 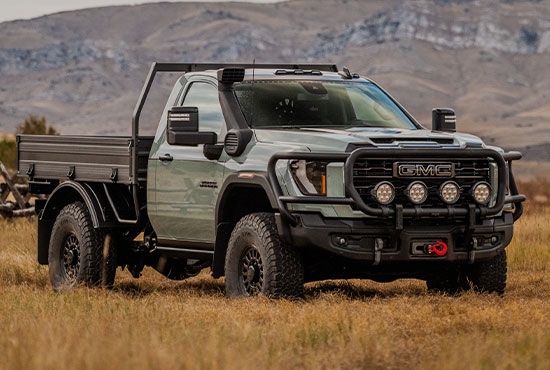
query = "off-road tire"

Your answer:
(467, 251), (507, 294)
(48, 202), (117, 290)
(426, 265), (470, 294)
(225, 212), (304, 298)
